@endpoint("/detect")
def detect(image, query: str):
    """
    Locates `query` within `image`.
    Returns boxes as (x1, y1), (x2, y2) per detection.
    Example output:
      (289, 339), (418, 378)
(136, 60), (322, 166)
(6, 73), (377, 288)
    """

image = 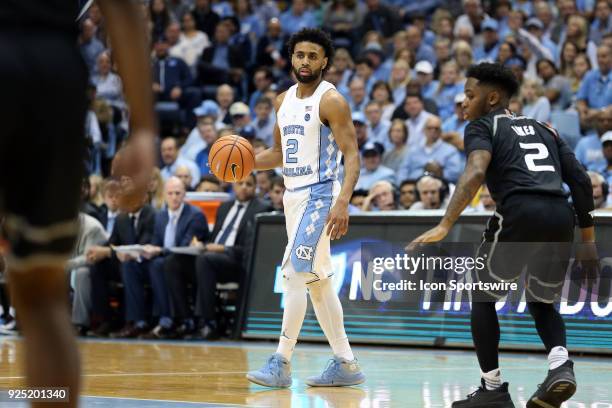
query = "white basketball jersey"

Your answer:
(277, 80), (342, 190)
